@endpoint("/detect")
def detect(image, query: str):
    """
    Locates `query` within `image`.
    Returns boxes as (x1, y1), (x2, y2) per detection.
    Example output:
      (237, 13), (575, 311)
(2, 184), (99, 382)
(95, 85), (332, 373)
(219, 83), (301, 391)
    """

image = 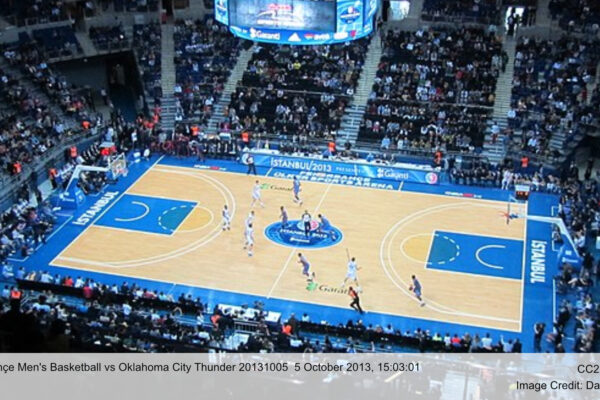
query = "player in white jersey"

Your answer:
(341, 257), (361, 289)
(243, 223), (254, 256)
(245, 210), (255, 228)
(221, 205), (231, 231)
(250, 180), (265, 208)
